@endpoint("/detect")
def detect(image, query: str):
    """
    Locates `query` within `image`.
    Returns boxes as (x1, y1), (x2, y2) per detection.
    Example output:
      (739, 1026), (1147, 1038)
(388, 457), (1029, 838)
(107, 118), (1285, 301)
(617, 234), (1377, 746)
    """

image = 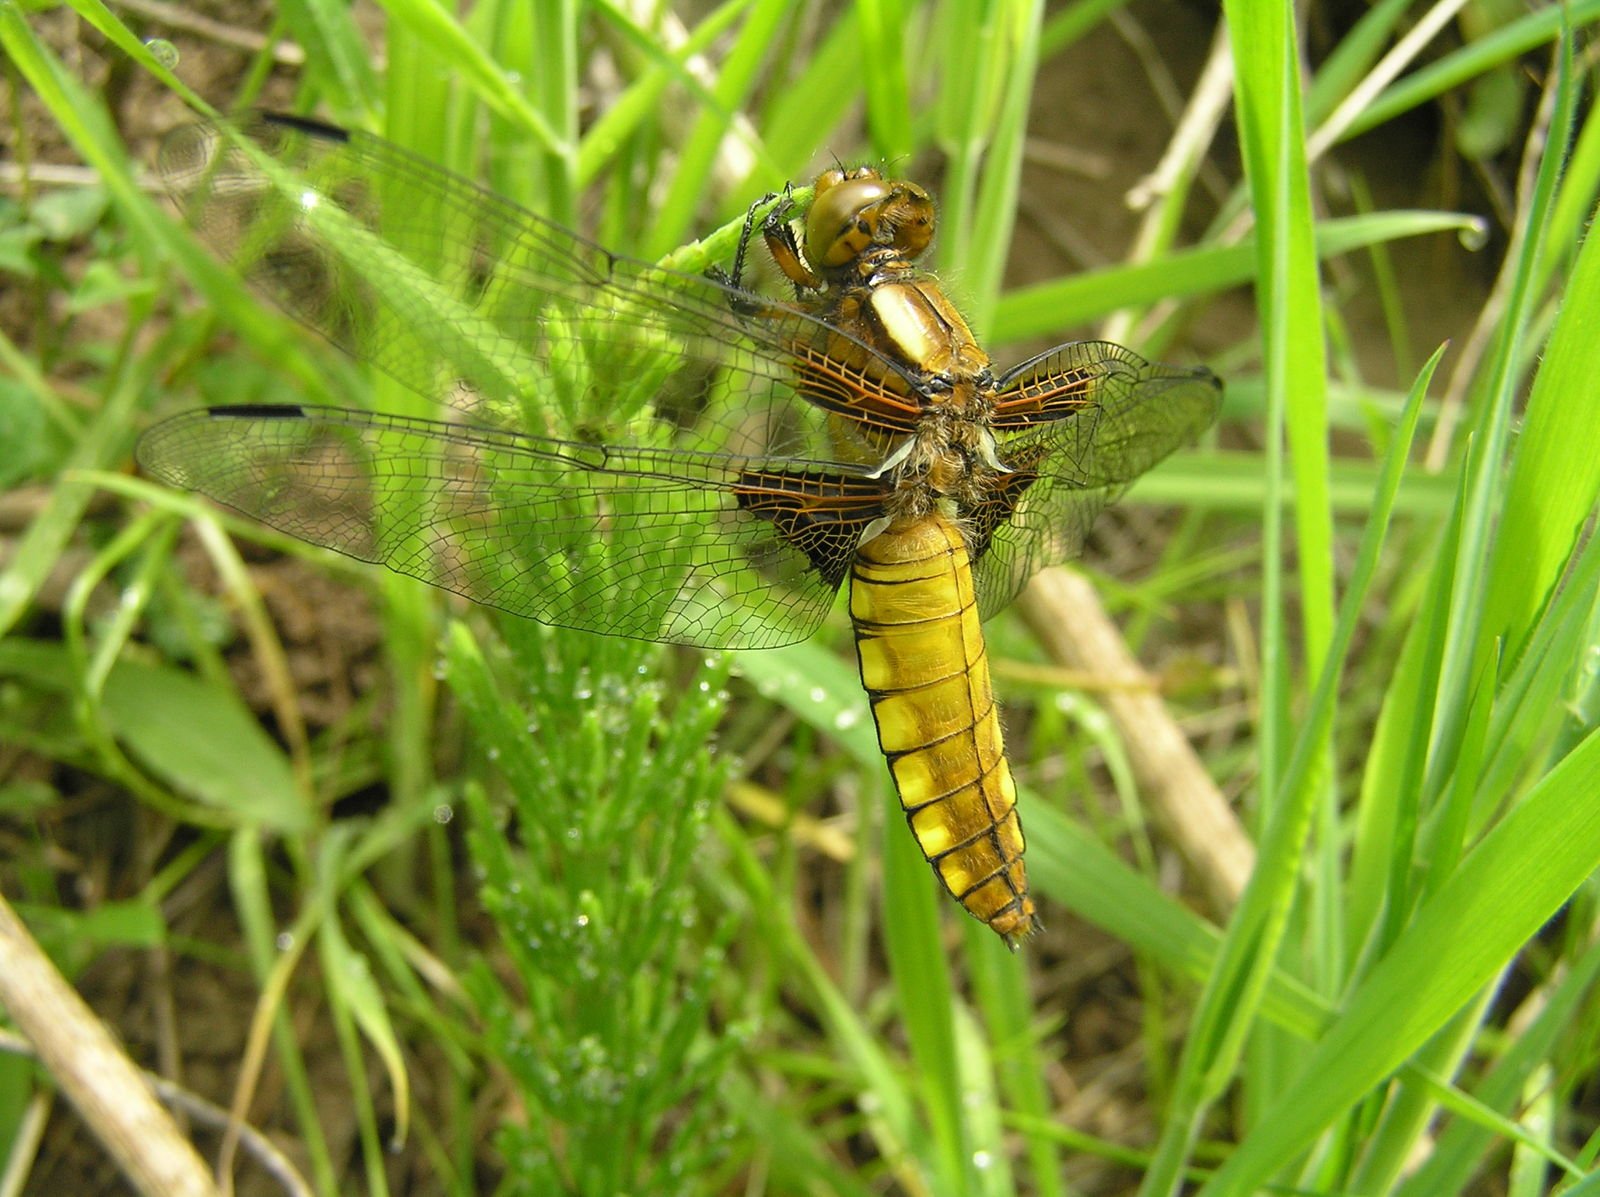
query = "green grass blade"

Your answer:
(959, 1), (1043, 334)
(1392, 932), (1600, 1196)
(642, 0), (792, 257)
(1124, 449), (1455, 516)
(1139, 4), (1331, 1189)
(577, 0), (760, 191)
(857, 0), (914, 162)
(964, 920), (1066, 1197)
(277, 0), (381, 115)
(991, 210), (1481, 343)
(881, 788), (971, 1190)
(1342, 0), (1600, 142)
(1038, 0), (1127, 59)
(1426, 37), (1577, 831)
(758, 9), (865, 175)
(1477, 192), (1600, 663)
(101, 660), (309, 833)
(378, 0), (566, 154)
(1199, 726), (1600, 1195)
(1303, 0), (1413, 122)
(226, 829), (340, 1192)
